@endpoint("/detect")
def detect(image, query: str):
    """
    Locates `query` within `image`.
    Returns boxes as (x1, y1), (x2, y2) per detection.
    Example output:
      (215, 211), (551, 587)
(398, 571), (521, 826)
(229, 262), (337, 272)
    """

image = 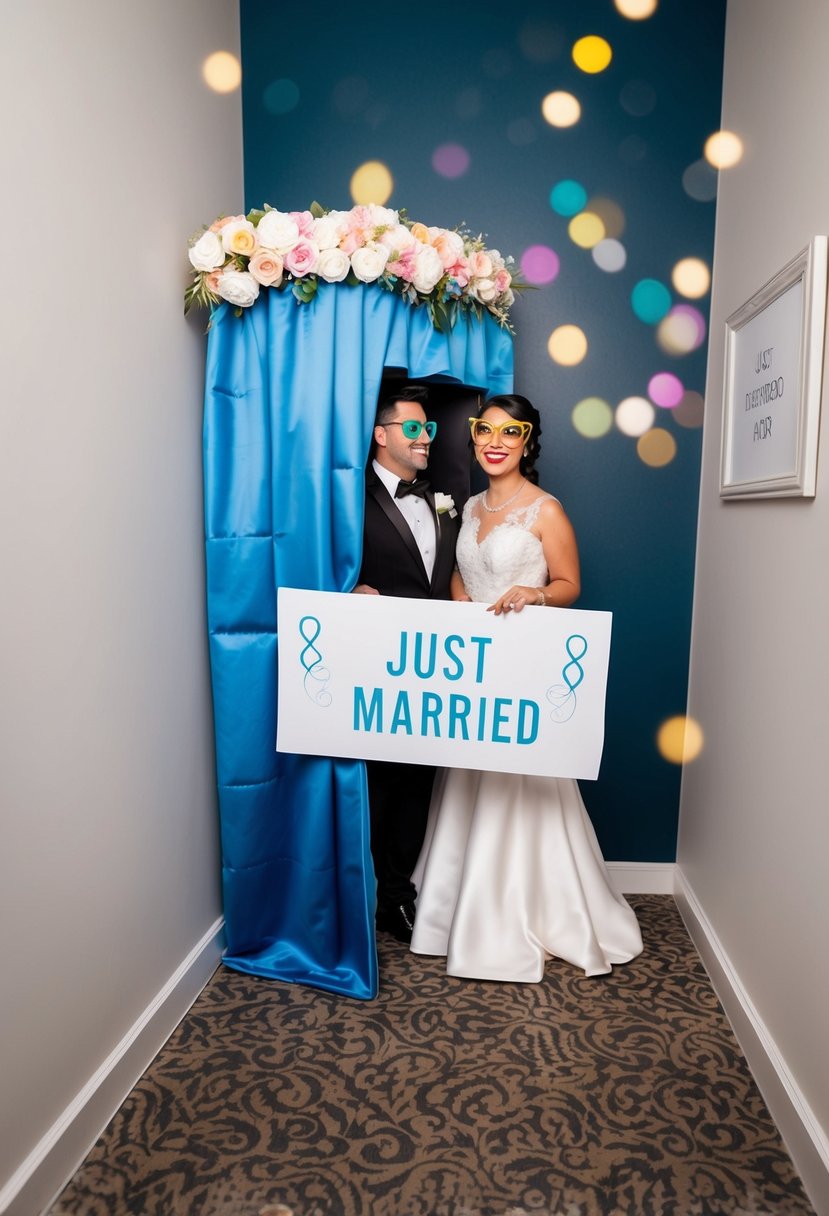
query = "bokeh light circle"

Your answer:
(202, 51), (241, 93)
(672, 256), (711, 298)
(615, 0), (659, 17)
(518, 18), (564, 62)
(682, 159), (718, 201)
(507, 118), (536, 146)
(705, 129), (744, 169)
(657, 305), (707, 355)
(568, 212), (605, 249)
(592, 239), (627, 273)
(586, 196), (625, 238)
(432, 143), (470, 178)
(631, 278), (672, 324)
(619, 79), (657, 117)
(619, 134), (648, 164)
(548, 325), (588, 365)
(456, 87), (482, 119)
(263, 78), (299, 114)
(648, 371), (685, 408)
(572, 35), (613, 74)
(572, 397), (613, 438)
(542, 91), (581, 127)
(550, 179), (587, 216)
(615, 396), (655, 436)
(350, 160), (394, 205)
(673, 390), (705, 428)
(637, 428), (677, 467)
(657, 714), (704, 764)
(521, 245), (561, 285)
